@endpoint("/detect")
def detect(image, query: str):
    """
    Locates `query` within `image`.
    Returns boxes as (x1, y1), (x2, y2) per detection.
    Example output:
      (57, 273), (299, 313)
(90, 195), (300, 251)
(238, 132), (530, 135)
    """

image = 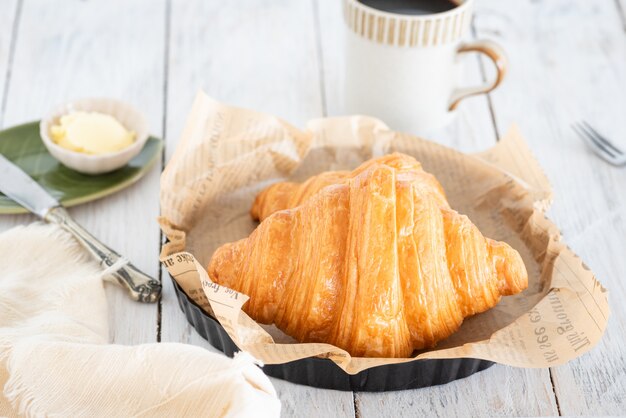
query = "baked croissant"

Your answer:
(251, 153), (450, 221)
(208, 157), (528, 358)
